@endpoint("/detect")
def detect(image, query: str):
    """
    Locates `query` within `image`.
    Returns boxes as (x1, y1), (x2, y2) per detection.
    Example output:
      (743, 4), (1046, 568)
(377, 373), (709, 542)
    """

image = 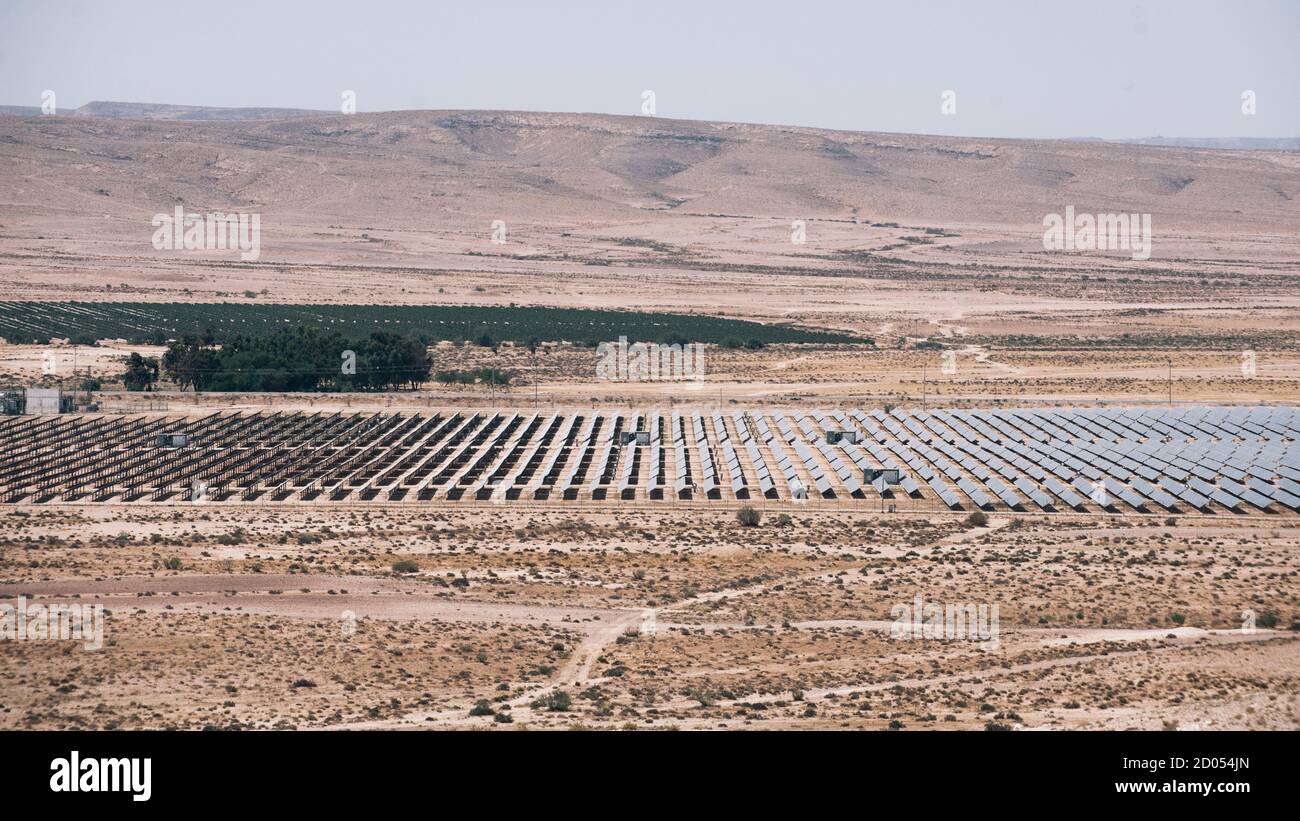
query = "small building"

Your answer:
(0, 391), (22, 415)
(865, 468), (902, 487)
(155, 433), (190, 448)
(826, 429), (859, 445)
(24, 388), (72, 414)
